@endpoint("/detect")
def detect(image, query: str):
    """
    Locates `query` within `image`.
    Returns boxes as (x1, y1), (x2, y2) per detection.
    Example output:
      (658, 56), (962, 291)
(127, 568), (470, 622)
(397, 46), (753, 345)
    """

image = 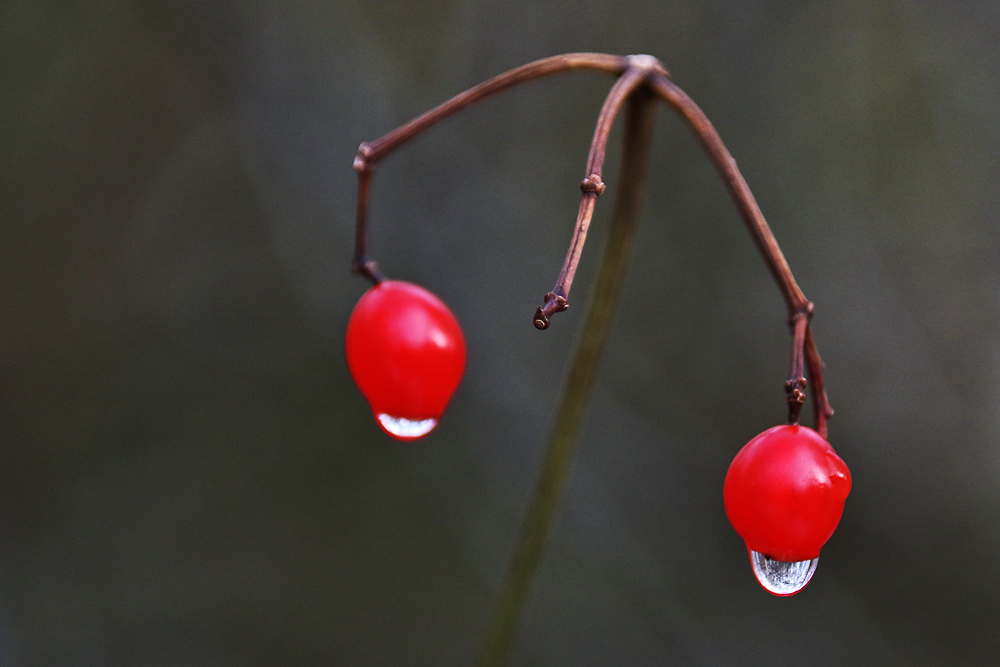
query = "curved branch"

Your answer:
(648, 74), (810, 316)
(647, 72), (832, 433)
(535, 55), (667, 328)
(351, 53), (629, 285)
(355, 53), (628, 169)
(476, 88), (658, 667)
(349, 52), (835, 435)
